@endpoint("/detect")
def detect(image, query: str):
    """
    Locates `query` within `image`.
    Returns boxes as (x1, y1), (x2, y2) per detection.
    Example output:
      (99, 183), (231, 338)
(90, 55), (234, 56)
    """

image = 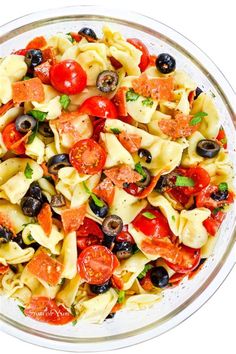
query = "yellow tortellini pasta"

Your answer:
(0, 242), (34, 265)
